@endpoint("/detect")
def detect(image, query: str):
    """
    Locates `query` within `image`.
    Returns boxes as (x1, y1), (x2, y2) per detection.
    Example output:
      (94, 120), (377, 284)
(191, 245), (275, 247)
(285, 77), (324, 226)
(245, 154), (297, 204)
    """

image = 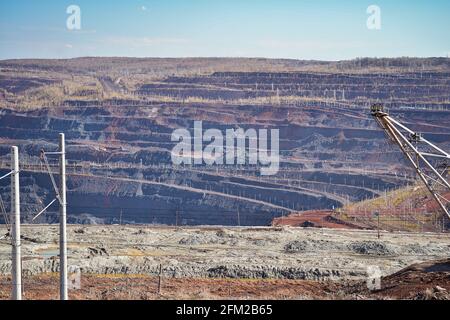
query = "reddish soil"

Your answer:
(0, 274), (340, 300)
(272, 210), (362, 229)
(348, 259), (450, 300)
(1, 260), (448, 300)
(274, 188), (450, 232)
(423, 192), (450, 212)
